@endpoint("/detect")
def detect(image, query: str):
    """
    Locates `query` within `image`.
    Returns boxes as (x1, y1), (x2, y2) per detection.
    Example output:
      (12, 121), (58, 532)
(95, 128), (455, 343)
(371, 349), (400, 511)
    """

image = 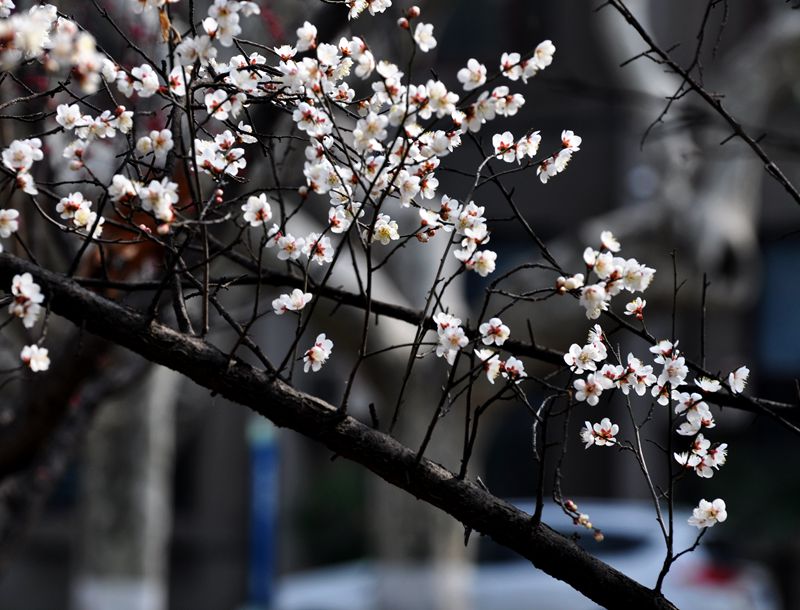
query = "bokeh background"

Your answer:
(0, 0), (799, 609)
